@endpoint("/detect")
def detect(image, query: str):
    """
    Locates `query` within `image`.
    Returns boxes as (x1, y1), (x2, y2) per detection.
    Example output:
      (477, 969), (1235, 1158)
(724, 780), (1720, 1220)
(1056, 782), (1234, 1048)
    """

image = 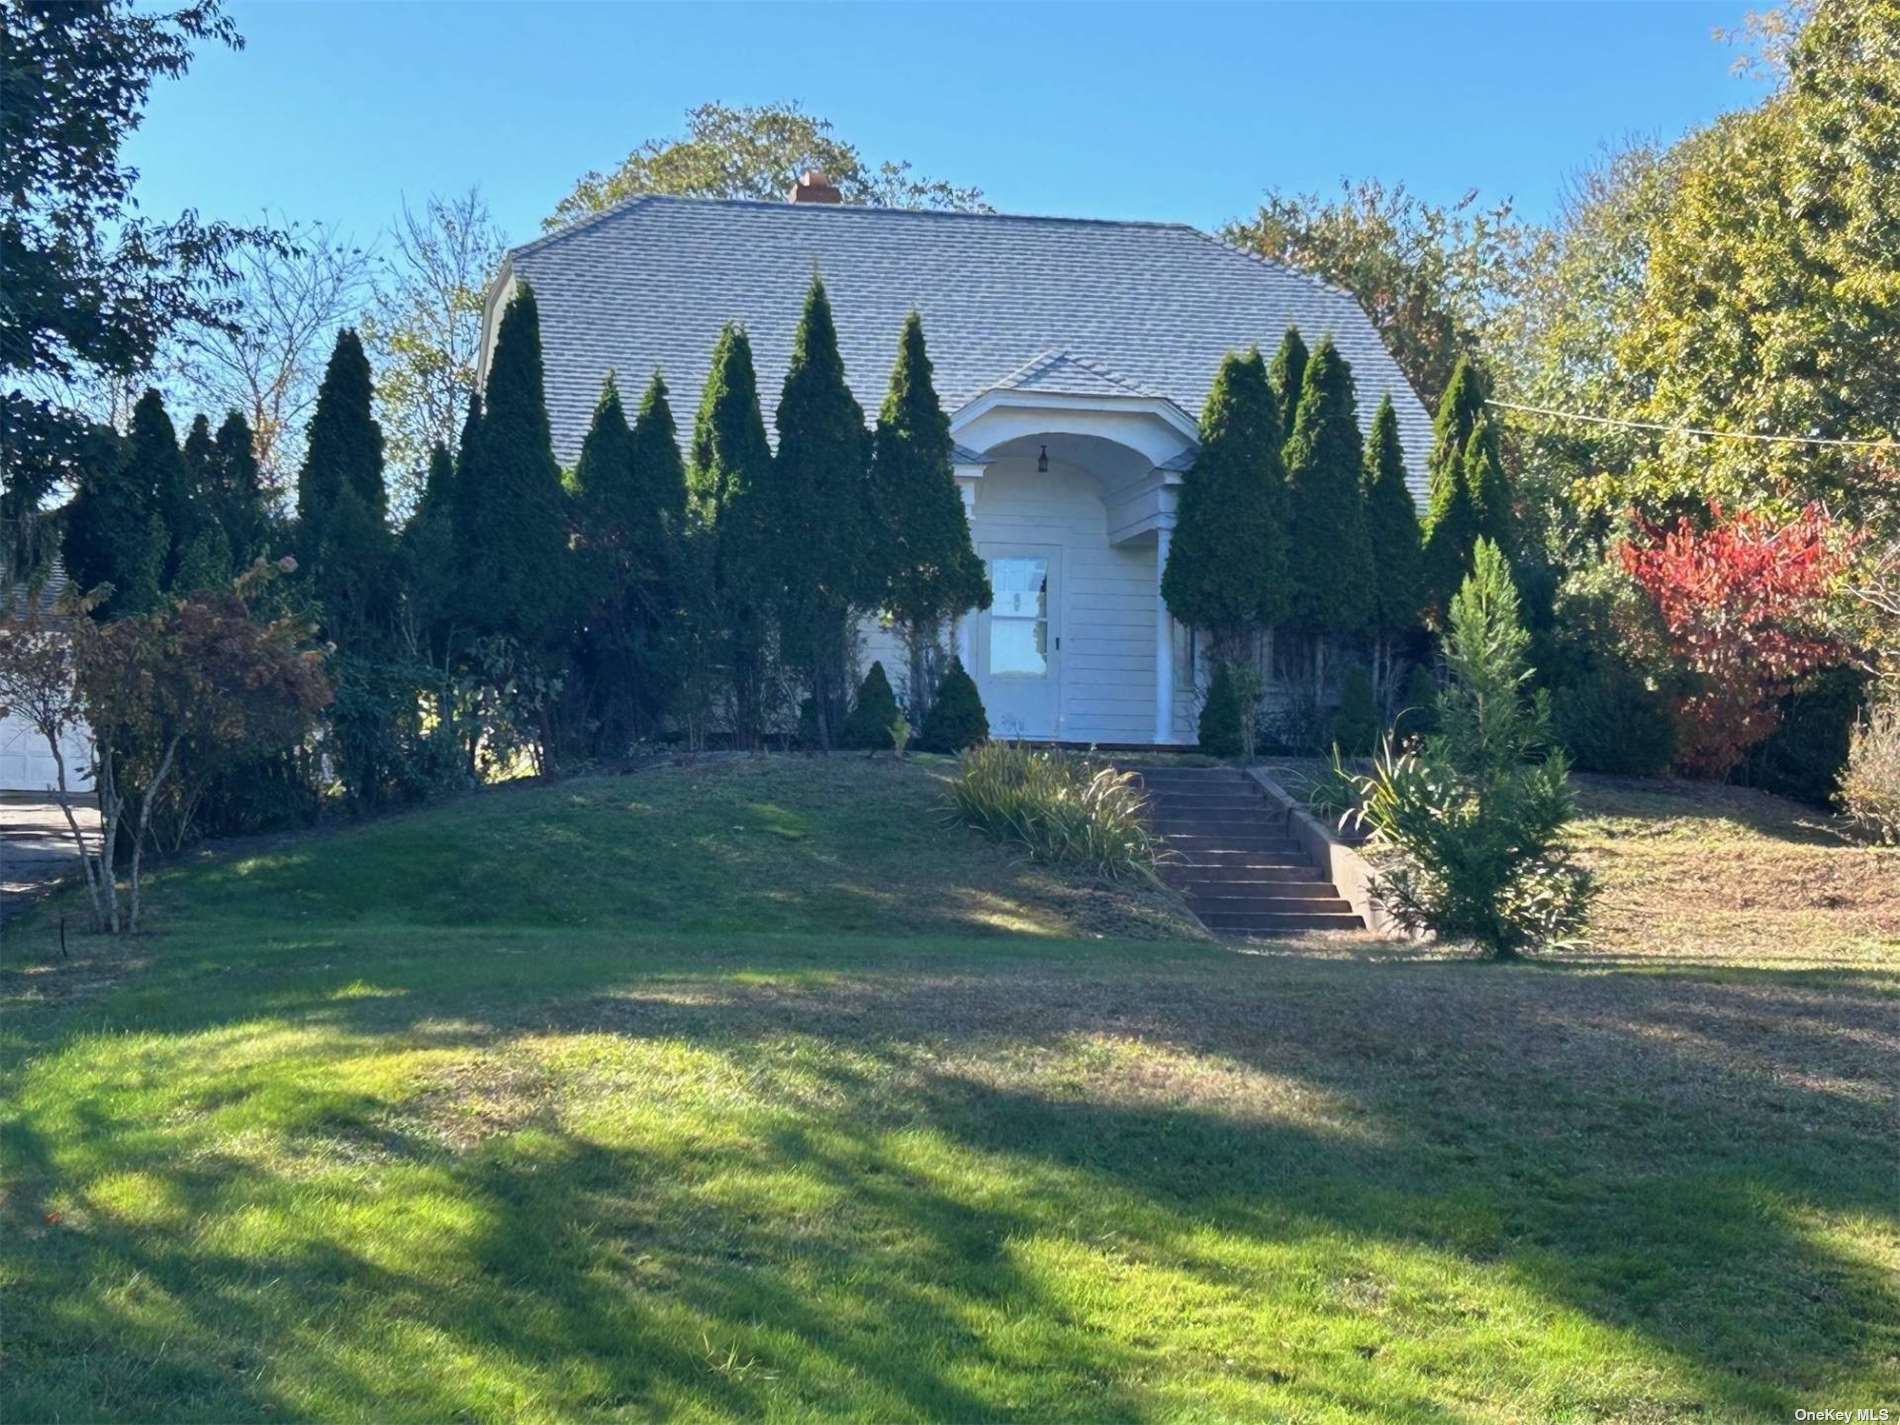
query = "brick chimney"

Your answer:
(787, 169), (842, 204)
